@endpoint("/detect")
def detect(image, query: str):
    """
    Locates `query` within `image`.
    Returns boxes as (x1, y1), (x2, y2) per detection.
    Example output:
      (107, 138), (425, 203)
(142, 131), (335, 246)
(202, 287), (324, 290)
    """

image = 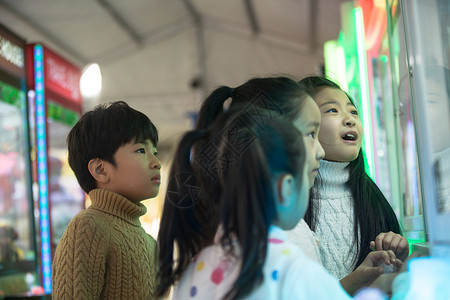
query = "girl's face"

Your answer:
(313, 87), (363, 162)
(292, 96), (325, 187)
